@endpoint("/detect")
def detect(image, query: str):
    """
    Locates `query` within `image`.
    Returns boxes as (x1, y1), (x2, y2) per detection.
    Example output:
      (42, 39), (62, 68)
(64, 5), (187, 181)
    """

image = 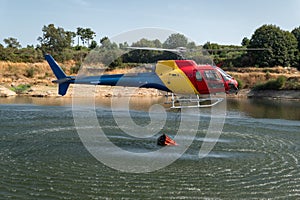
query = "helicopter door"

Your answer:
(193, 69), (207, 93)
